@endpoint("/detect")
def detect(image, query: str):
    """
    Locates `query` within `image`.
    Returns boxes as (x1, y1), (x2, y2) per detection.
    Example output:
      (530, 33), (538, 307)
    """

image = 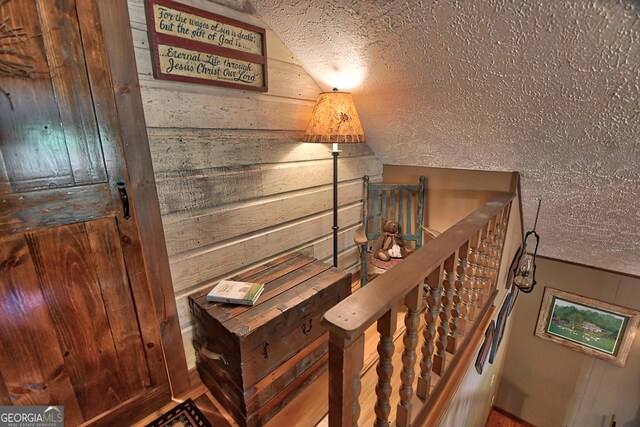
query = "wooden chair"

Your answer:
(354, 175), (426, 286)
